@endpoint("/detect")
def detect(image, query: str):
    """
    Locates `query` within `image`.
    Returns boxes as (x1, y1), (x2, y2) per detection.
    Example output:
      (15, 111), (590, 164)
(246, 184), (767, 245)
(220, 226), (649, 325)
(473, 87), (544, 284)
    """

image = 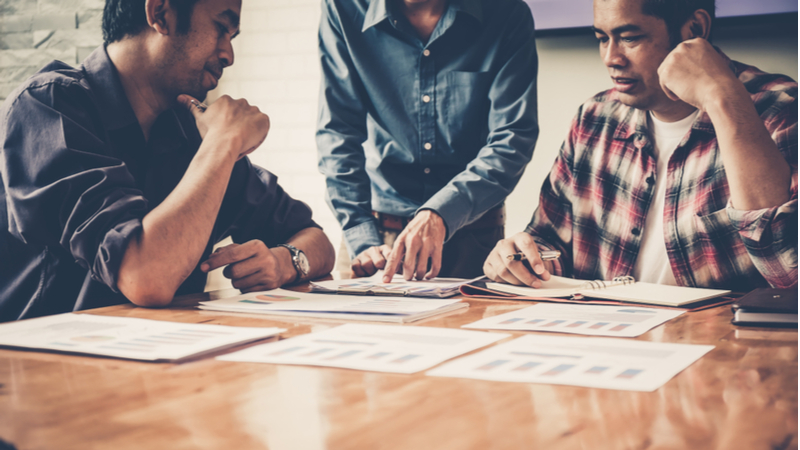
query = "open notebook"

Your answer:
(478, 276), (731, 308)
